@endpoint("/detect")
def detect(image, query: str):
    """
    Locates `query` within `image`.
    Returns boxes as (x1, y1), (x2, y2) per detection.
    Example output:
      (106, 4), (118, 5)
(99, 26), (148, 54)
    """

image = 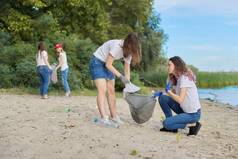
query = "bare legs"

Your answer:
(94, 79), (116, 118)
